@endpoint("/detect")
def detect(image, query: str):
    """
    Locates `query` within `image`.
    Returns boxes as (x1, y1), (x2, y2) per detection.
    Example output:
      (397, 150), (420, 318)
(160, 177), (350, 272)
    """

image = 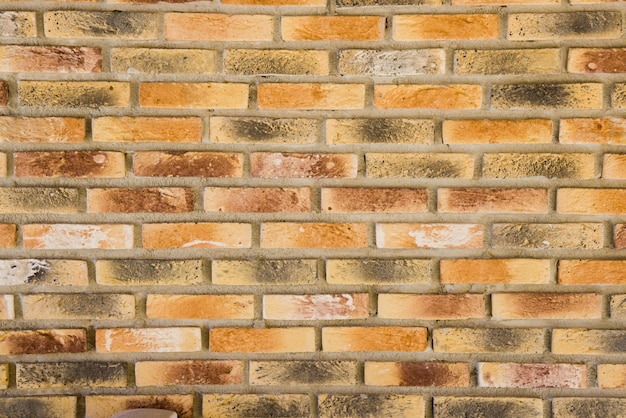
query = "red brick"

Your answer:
(134, 152), (242, 177)
(264, 293), (369, 320)
(204, 187), (311, 213)
(261, 223), (367, 248)
(251, 153), (357, 178)
(88, 188), (194, 213)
